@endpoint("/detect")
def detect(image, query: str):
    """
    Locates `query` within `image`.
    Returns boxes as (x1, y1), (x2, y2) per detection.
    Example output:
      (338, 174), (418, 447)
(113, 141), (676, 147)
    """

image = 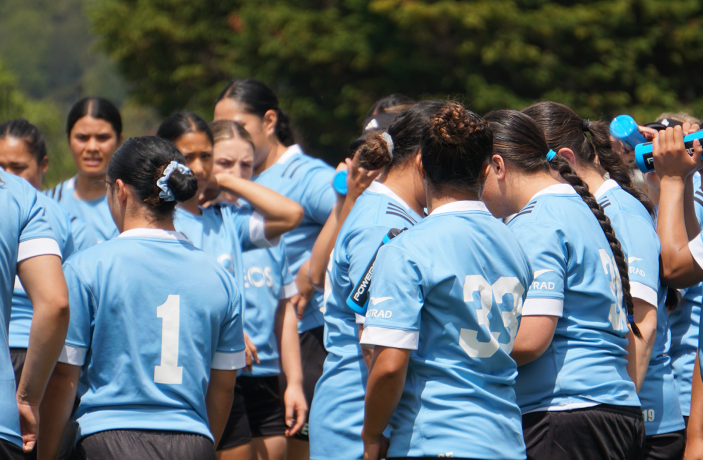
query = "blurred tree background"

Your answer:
(3, 0), (703, 182)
